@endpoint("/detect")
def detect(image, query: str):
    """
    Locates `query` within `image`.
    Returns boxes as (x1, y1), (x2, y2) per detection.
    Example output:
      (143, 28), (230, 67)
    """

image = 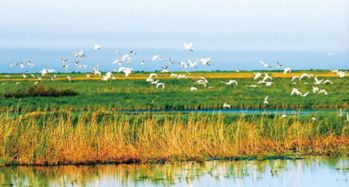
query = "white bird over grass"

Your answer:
(223, 102), (231, 109)
(102, 72), (113, 81)
(264, 96), (269, 104)
(94, 44), (102, 50)
(281, 114), (288, 119)
(301, 92), (310, 97)
(254, 72), (262, 80)
(156, 82), (165, 89)
(314, 77), (324, 85)
(318, 89), (328, 95)
(40, 69), (54, 77)
(221, 80), (238, 86)
(323, 80), (333, 84)
(183, 42), (193, 52)
(291, 76), (299, 82)
(299, 73), (314, 80)
(262, 73), (273, 82)
(283, 67), (291, 74)
(118, 67), (133, 77)
(313, 87), (320, 93)
(291, 88), (302, 96)
(190, 87), (198, 92)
